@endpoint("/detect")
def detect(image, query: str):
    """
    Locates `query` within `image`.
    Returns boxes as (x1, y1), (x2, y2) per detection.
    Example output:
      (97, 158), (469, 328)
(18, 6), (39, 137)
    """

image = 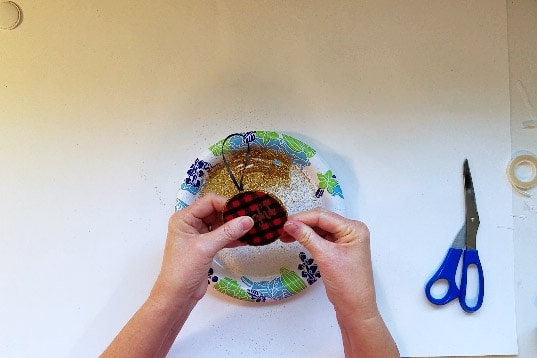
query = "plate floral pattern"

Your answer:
(176, 131), (345, 302)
